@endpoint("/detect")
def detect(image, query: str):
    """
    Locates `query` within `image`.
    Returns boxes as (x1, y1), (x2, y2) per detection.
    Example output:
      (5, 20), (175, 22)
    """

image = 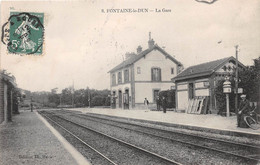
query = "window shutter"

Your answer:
(159, 68), (161, 81)
(151, 68), (153, 81)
